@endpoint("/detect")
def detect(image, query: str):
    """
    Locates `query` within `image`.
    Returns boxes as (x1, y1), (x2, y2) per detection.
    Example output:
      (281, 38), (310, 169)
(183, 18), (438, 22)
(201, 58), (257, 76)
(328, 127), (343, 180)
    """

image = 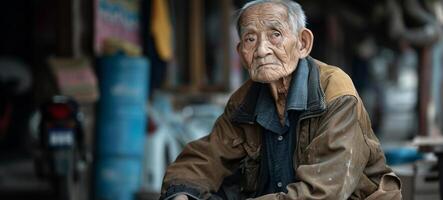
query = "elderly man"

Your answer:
(160, 0), (402, 199)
